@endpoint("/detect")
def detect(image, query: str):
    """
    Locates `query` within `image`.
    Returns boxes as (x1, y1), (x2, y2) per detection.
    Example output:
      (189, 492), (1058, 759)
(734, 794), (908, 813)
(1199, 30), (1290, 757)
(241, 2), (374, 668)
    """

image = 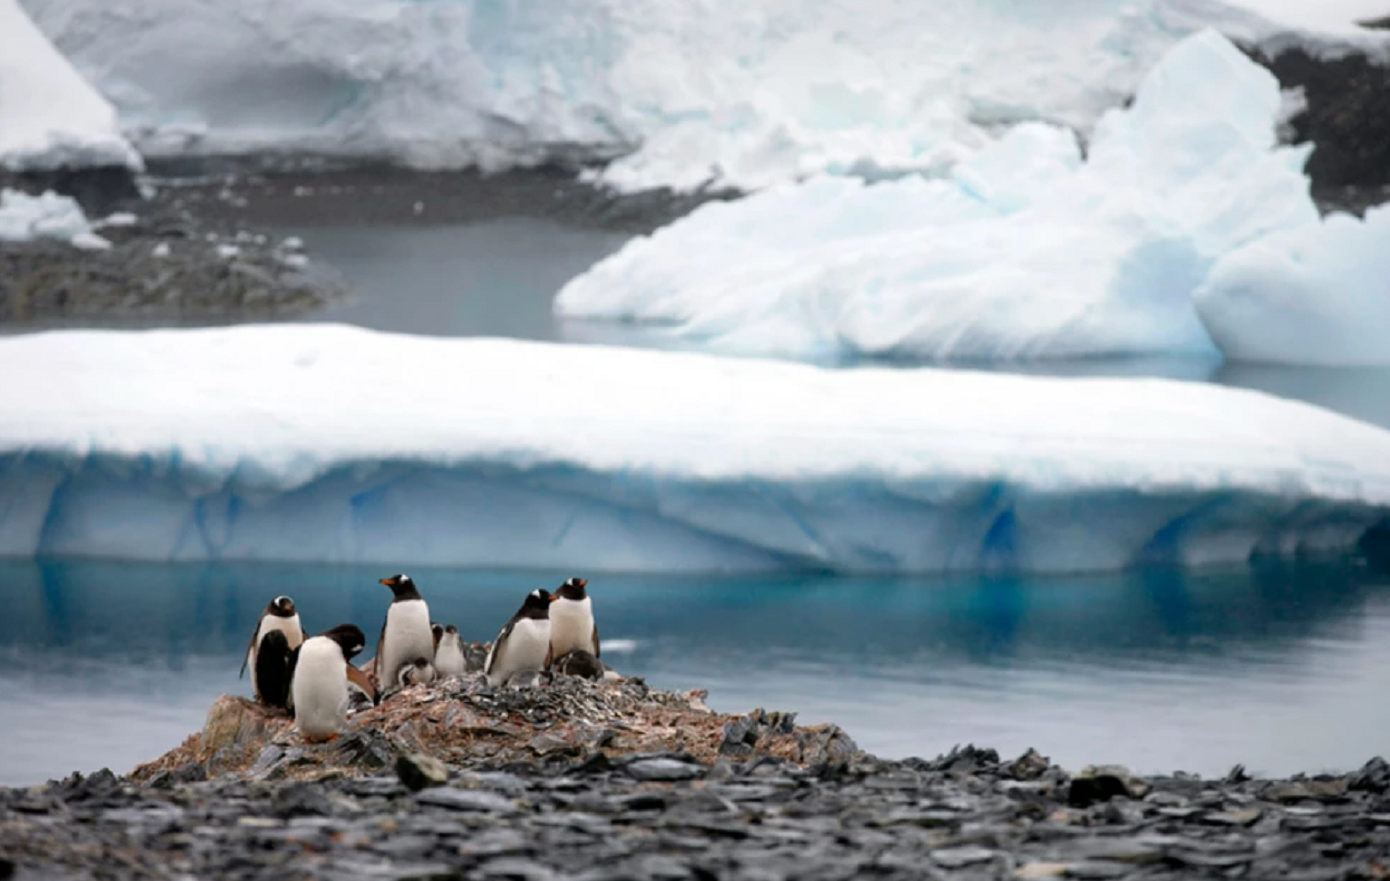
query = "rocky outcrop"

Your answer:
(131, 673), (861, 785)
(1249, 45), (1390, 211)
